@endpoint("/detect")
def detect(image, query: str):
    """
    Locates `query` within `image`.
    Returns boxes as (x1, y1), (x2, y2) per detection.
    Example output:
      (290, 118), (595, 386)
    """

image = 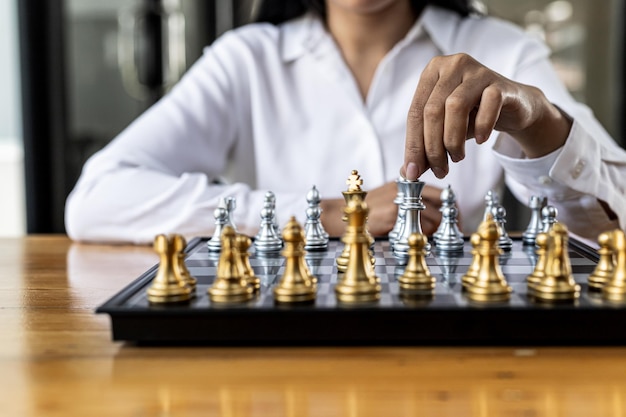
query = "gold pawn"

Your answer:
(273, 217), (317, 303)
(335, 199), (381, 303)
(602, 229), (626, 302)
(147, 234), (192, 303)
(236, 234), (261, 292)
(171, 234), (197, 292)
(465, 214), (512, 302)
(461, 232), (482, 290)
(588, 231), (615, 291)
(398, 233), (435, 292)
(526, 232), (549, 290)
(531, 223), (580, 301)
(208, 226), (254, 303)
